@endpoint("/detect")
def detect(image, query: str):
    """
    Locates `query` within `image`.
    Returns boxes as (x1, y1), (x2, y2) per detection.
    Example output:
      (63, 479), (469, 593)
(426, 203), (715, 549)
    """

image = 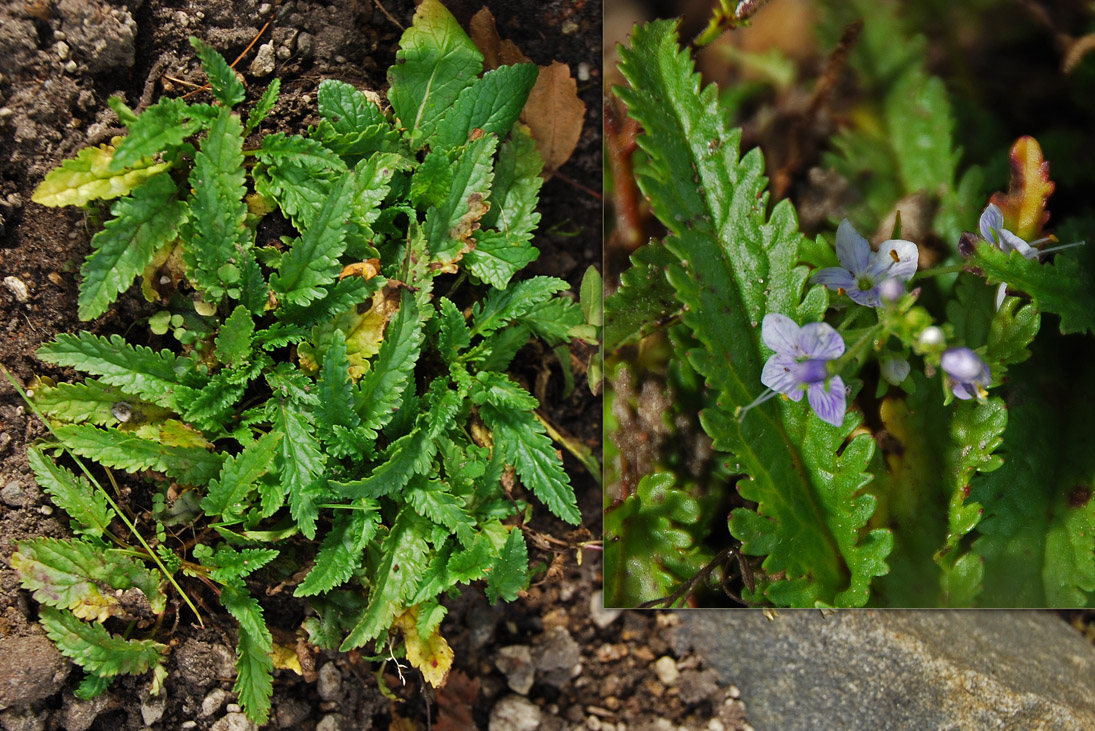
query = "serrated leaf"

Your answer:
(270, 171), (354, 307)
(435, 297), (471, 360)
(207, 547), (279, 584)
(295, 504), (380, 597)
(13, 537), (166, 621)
(603, 472), (717, 607)
(190, 36), (246, 108)
(618, 20), (890, 607)
(33, 379), (173, 428)
(988, 136), (1055, 241)
(967, 241), (1095, 335)
(479, 403), (579, 525)
(269, 394), (325, 540)
(54, 423), (223, 486)
(434, 63), (539, 148)
(388, 0), (484, 148)
(27, 446), (114, 539)
(405, 477), (475, 547)
(331, 428), (434, 500)
(340, 508), (430, 650)
(78, 173), (188, 320)
(39, 606), (165, 678)
(470, 276), (569, 337)
(38, 333), (198, 411)
(518, 295), (586, 344)
(215, 305), (256, 368)
(220, 582), (273, 725)
(485, 525), (528, 604)
(473, 371), (538, 410)
(32, 141), (171, 208)
(110, 97), (206, 171)
(318, 79), (388, 133)
(246, 78), (281, 135)
(605, 242), (681, 351)
(183, 106), (248, 301)
(201, 431), (282, 520)
(74, 673), (112, 700)
(315, 330), (366, 458)
(424, 134), (497, 264)
(464, 231), (539, 290)
(356, 290), (423, 435)
(394, 606), (453, 688)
